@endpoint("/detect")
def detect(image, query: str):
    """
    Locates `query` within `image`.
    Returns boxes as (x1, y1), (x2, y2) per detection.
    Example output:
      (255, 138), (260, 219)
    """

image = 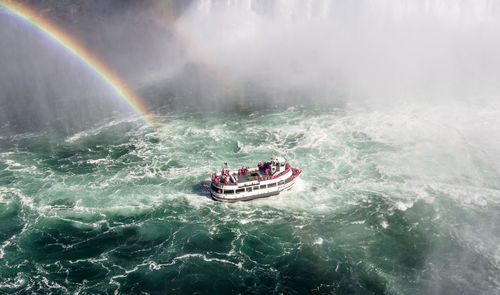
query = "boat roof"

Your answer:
(271, 156), (287, 164)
